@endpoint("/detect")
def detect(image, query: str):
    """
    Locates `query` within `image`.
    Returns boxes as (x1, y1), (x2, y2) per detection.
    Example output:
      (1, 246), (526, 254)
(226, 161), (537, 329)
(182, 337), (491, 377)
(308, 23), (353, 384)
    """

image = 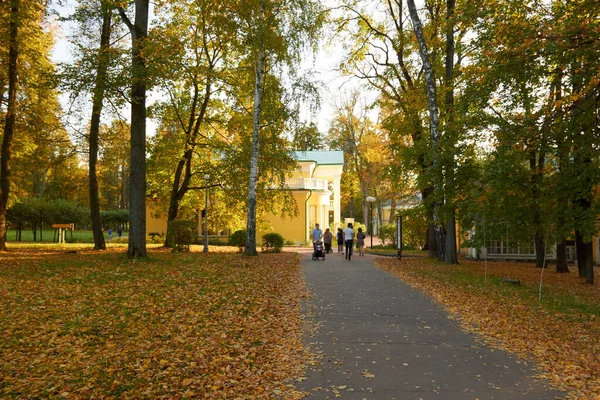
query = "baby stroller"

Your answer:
(312, 240), (326, 260)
